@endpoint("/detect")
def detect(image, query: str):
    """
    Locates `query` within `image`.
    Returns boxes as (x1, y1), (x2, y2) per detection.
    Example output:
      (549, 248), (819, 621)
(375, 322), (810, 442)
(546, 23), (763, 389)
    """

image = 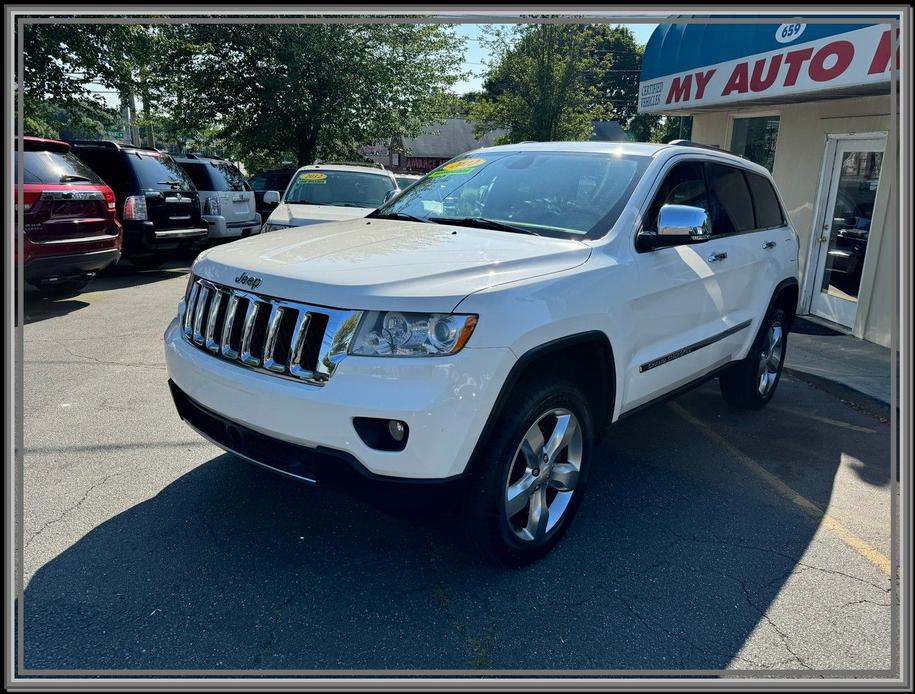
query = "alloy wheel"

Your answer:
(757, 319), (784, 396)
(504, 408), (583, 542)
